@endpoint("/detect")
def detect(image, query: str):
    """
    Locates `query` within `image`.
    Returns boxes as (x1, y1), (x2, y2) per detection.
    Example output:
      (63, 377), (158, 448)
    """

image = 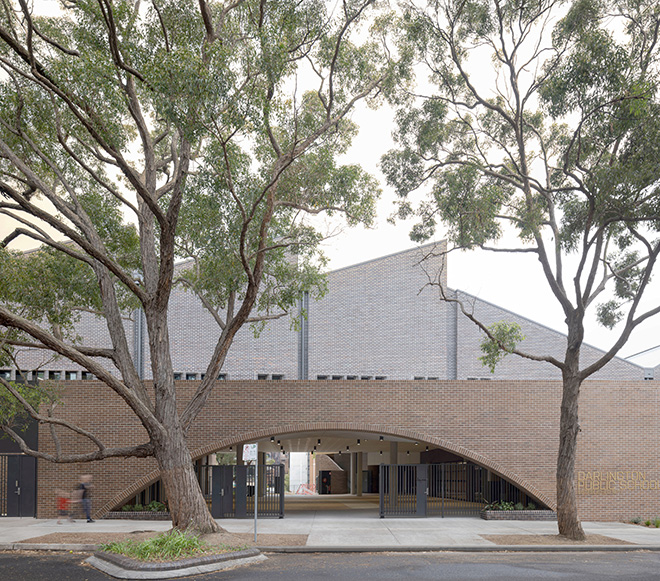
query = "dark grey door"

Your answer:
(4, 455), (37, 517)
(211, 465), (235, 518)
